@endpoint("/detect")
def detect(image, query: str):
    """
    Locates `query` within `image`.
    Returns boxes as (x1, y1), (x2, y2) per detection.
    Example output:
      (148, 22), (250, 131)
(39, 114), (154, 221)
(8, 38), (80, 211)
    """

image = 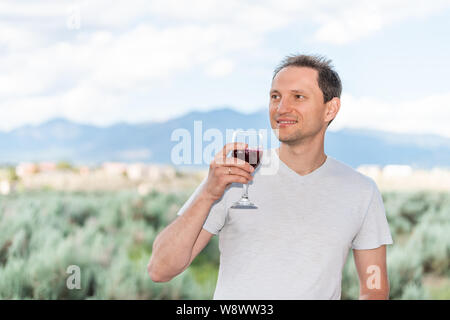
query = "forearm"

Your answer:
(148, 191), (214, 281)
